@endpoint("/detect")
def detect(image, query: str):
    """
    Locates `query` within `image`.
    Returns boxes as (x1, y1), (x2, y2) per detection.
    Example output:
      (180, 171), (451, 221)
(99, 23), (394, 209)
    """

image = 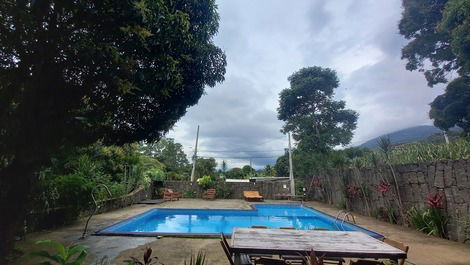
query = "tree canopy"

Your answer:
(139, 138), (190, 179)
(0, 0), (225, 257)
(430, 76), (470, 132)
(277, 67), (358, 152)
(399, 0), (469, 131)
(195, 157), (218, 179)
